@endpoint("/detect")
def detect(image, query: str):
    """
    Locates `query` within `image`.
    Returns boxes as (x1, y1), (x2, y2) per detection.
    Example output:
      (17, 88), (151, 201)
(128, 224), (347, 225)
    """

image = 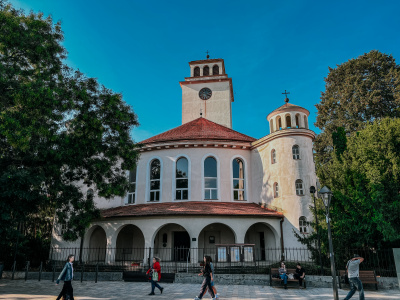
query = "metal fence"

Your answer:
(2, 246), (397, 281)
